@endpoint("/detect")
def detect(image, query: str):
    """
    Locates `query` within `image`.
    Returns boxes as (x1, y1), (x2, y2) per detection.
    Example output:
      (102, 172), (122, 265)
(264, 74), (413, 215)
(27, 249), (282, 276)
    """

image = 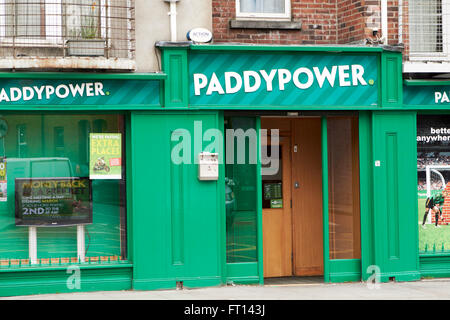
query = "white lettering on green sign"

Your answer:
(435, 91), (450, 104)
(193, 65), (368, 96)
(0, 82), (105, 102)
